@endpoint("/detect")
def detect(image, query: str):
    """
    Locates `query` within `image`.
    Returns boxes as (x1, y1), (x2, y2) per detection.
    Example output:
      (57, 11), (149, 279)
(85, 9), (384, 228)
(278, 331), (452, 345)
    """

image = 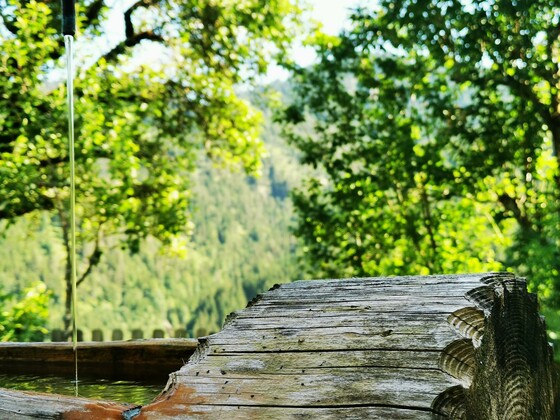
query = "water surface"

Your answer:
(0, 373), (164, 405)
